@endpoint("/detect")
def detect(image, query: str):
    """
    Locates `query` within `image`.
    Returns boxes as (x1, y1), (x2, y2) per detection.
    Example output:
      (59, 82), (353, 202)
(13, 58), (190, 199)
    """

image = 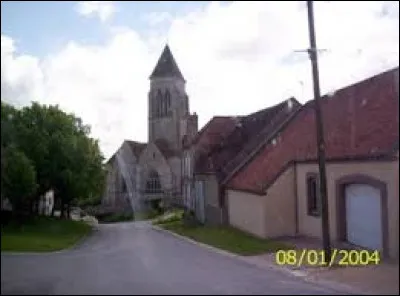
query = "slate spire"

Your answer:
(149, 44), (185, 81)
